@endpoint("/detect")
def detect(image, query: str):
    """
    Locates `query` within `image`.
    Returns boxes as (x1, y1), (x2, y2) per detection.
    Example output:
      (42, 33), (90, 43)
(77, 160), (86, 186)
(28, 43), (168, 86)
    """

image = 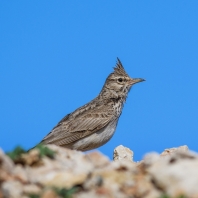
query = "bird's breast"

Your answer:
(112, 101), (123, 117)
